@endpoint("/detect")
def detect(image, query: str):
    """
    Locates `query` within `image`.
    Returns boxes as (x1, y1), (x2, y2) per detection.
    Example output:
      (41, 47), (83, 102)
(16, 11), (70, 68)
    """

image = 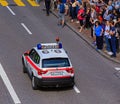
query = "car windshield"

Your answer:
(42, 58), (70, 68)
